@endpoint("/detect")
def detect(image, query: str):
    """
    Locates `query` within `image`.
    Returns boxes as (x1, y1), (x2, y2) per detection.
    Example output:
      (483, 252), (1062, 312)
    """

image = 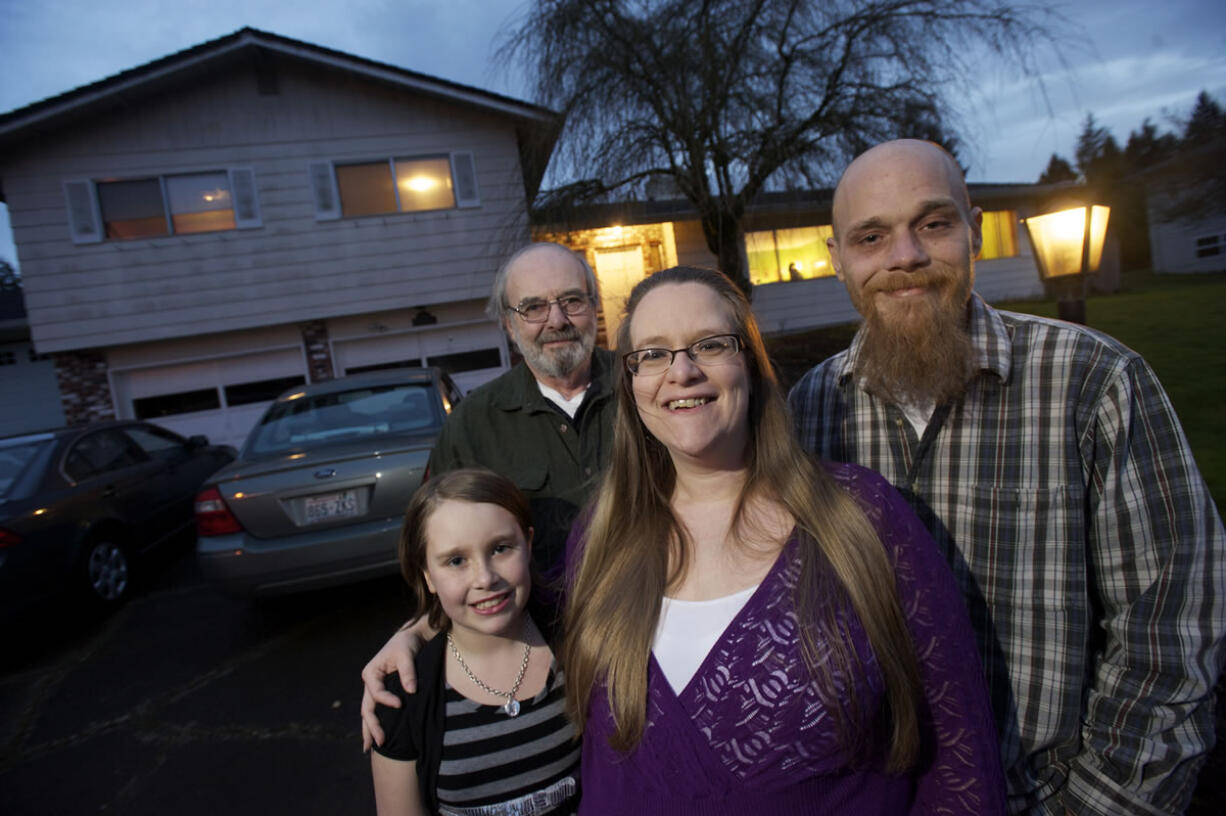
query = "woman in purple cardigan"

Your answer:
(562, 266), (1005, 815)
